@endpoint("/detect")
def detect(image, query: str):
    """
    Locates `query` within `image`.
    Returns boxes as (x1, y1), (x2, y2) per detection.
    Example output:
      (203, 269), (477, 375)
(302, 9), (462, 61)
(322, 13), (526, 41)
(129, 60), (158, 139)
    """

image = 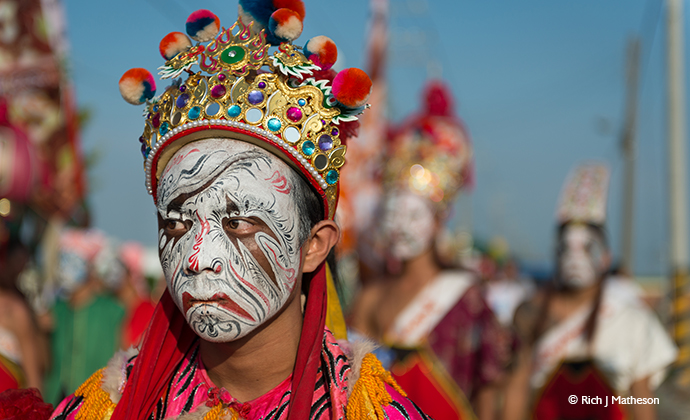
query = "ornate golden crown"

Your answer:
(119, 6), (371, 220)
(383, 81), (473, 209)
